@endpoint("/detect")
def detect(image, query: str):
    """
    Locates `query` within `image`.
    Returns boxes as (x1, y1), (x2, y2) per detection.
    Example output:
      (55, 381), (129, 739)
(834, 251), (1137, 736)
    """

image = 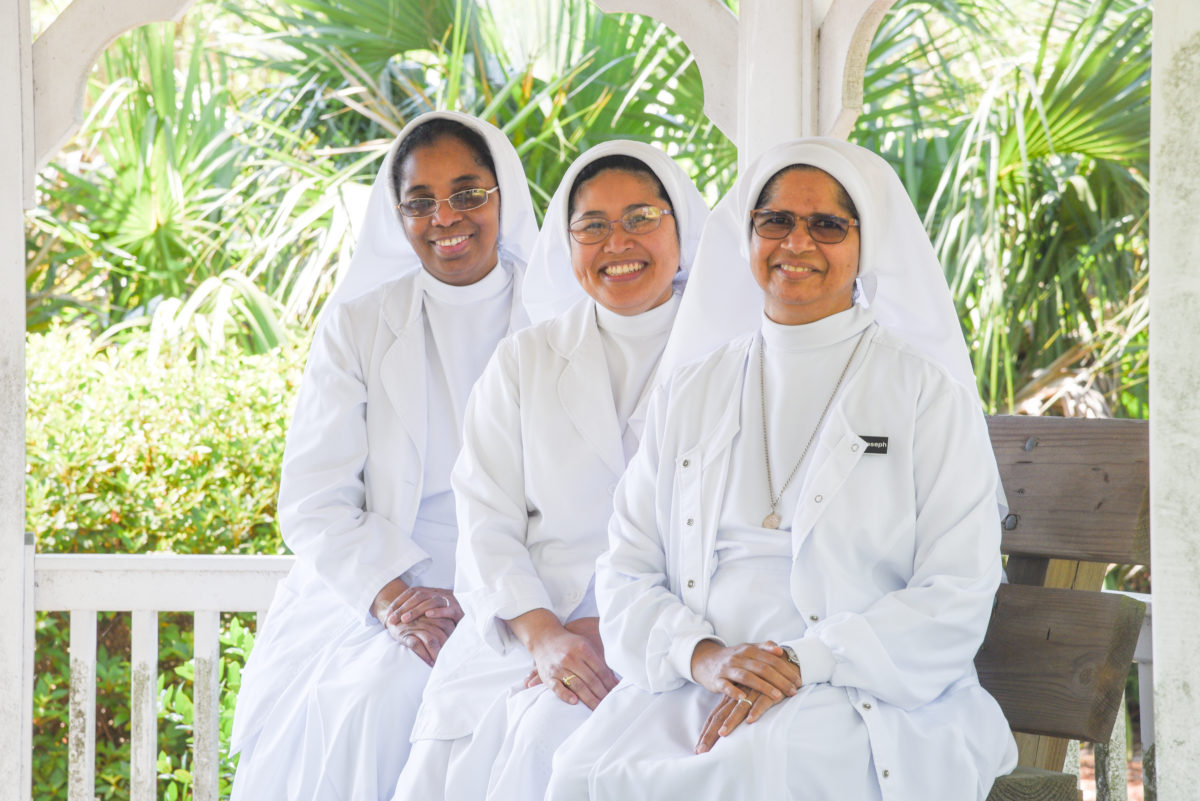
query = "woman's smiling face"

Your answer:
(569, 169), (680, 316)
(750, 167), (860, 325)
(398, 135), (501, 286)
